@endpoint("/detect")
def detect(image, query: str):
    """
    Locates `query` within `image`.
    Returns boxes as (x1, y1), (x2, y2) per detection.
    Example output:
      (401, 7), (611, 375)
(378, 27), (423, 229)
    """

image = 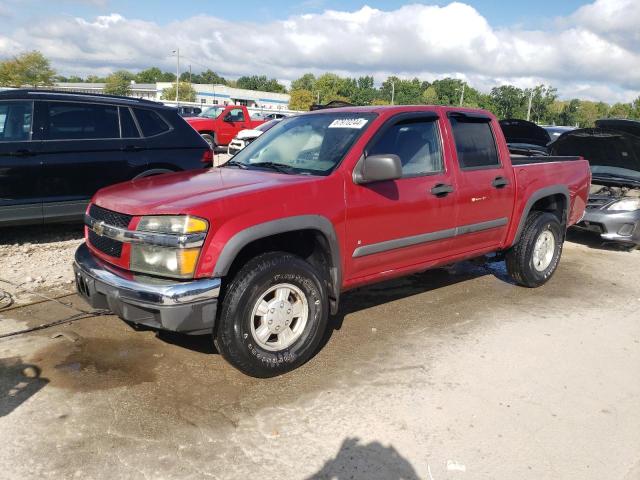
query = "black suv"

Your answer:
(0, 89), (212, 226)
